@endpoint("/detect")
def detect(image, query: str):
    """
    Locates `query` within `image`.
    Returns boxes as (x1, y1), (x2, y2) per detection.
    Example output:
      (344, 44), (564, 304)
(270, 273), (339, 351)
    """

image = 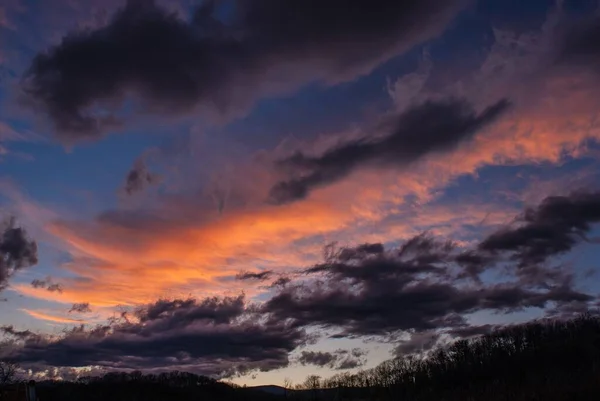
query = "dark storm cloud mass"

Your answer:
(3, 295), (305, 378)
(0, 218), (38, 291)
(262, 225), (595, 336)
(21, 0), (467, 141)
(269, 98), (511, 204)
(123, 158), (161, 196)
(297, 348), (366, 370)
(69, 303), (92, 314)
